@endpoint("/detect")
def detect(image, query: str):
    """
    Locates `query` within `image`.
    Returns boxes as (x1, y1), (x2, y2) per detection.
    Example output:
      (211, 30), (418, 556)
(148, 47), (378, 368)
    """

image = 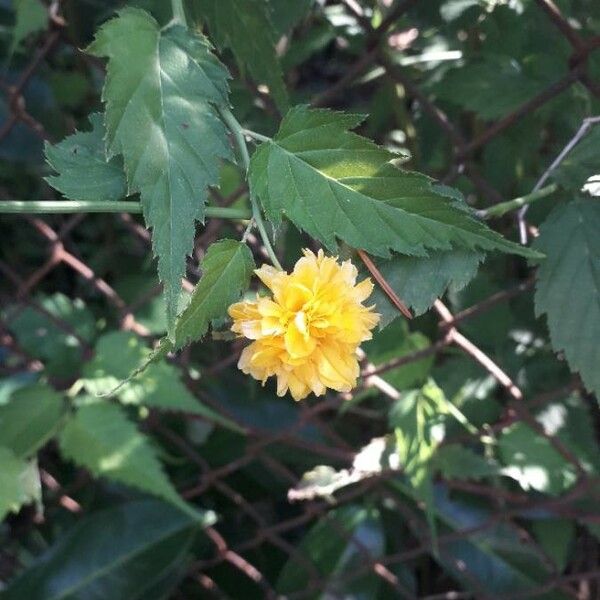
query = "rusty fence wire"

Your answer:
(1, 1), (600, 598)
